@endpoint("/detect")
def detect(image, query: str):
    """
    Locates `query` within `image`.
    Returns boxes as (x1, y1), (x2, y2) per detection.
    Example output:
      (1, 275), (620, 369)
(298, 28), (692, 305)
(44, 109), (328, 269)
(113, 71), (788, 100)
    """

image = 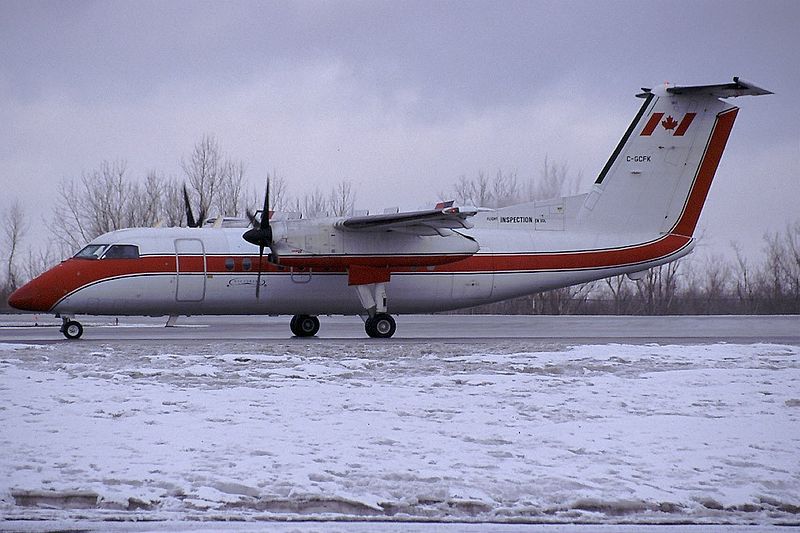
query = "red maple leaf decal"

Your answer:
(661, 115), (678, 130)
